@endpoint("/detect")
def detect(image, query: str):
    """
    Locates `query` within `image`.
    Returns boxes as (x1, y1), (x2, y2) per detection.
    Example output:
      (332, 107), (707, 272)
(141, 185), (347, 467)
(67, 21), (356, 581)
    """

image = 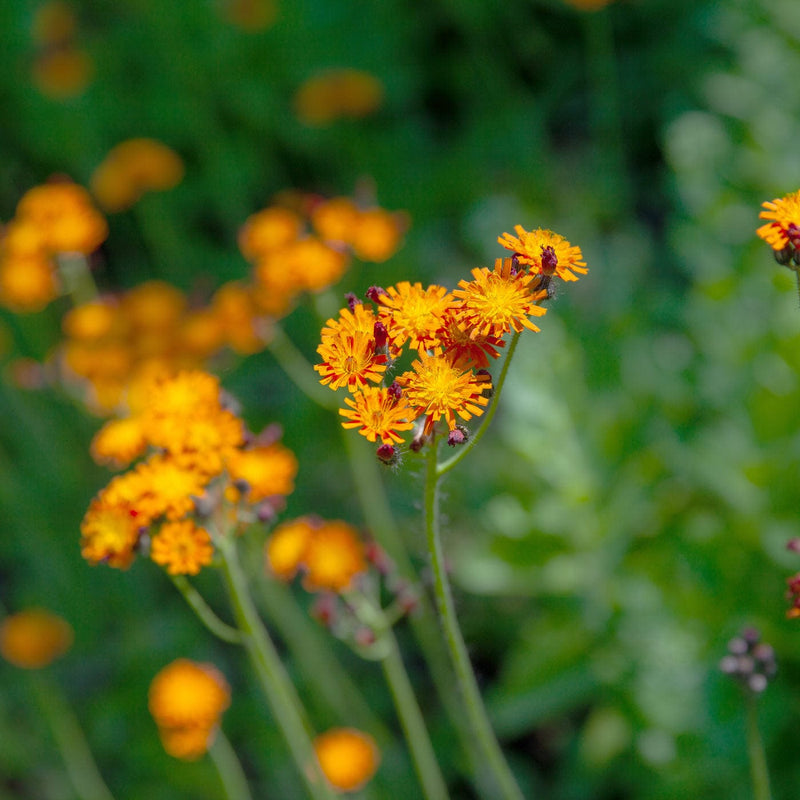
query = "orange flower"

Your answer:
(90, 417), (147, 468)
(294, 69), (384, 126)
(239, 206), (303, 260)
(315, 330), (388, 392)
(303, 520), (366, 593)
(757, 189), (800, 251)
(339, 386), (415, 444)
(498, 226), (587, 282)
(265, 517), (316, 580)
(149, 659), (230, 760)
(150, 520), (214, 576)
(314, 728), (380, 792)
(0, 609), (73, 669)
(351, 208), (406, 263)
(376, 281), (454, 353)
(80, 498), (142, 569)
(226, 442), (298, 501)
